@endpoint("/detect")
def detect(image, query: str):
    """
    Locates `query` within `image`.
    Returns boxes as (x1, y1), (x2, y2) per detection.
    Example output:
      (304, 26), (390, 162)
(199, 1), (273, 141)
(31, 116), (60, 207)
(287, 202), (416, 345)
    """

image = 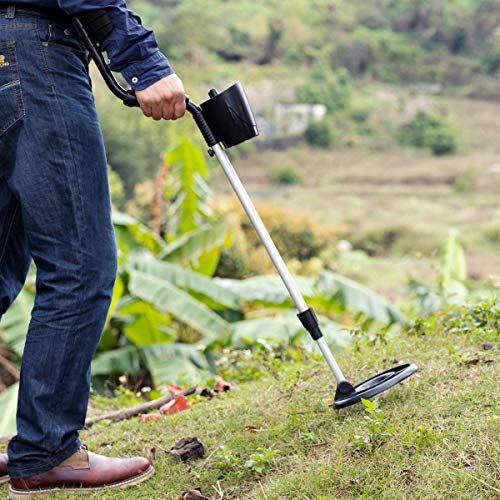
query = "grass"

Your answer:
(2, 309), (497, 499)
